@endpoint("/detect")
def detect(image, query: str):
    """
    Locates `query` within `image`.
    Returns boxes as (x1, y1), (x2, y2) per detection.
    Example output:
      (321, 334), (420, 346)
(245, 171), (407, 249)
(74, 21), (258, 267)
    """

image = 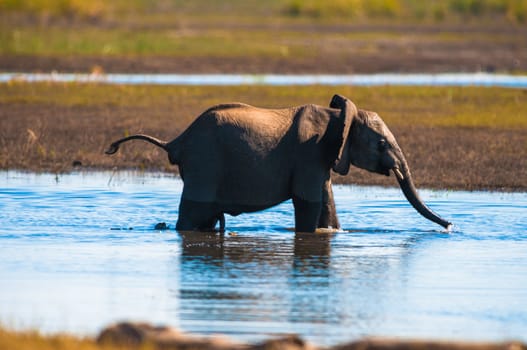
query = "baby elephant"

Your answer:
(106, 94), (451, 232)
